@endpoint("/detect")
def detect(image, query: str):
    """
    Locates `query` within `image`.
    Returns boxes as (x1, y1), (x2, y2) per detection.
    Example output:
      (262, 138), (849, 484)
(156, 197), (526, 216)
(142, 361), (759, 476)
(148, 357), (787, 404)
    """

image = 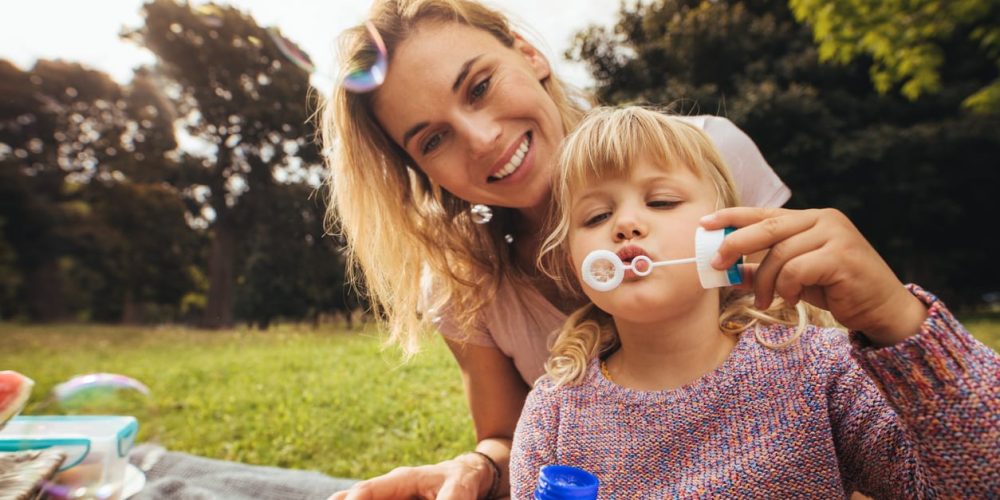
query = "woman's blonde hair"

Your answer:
(539, 106), (837, 386)
(318, 0), (590, 355)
